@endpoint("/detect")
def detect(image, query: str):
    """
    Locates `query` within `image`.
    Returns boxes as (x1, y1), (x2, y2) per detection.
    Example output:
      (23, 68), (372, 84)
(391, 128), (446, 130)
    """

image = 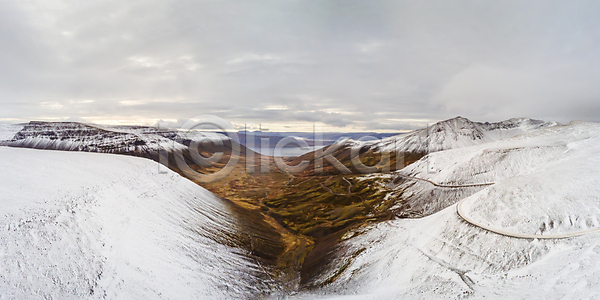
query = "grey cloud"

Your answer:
(1, 0), (600, 130)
